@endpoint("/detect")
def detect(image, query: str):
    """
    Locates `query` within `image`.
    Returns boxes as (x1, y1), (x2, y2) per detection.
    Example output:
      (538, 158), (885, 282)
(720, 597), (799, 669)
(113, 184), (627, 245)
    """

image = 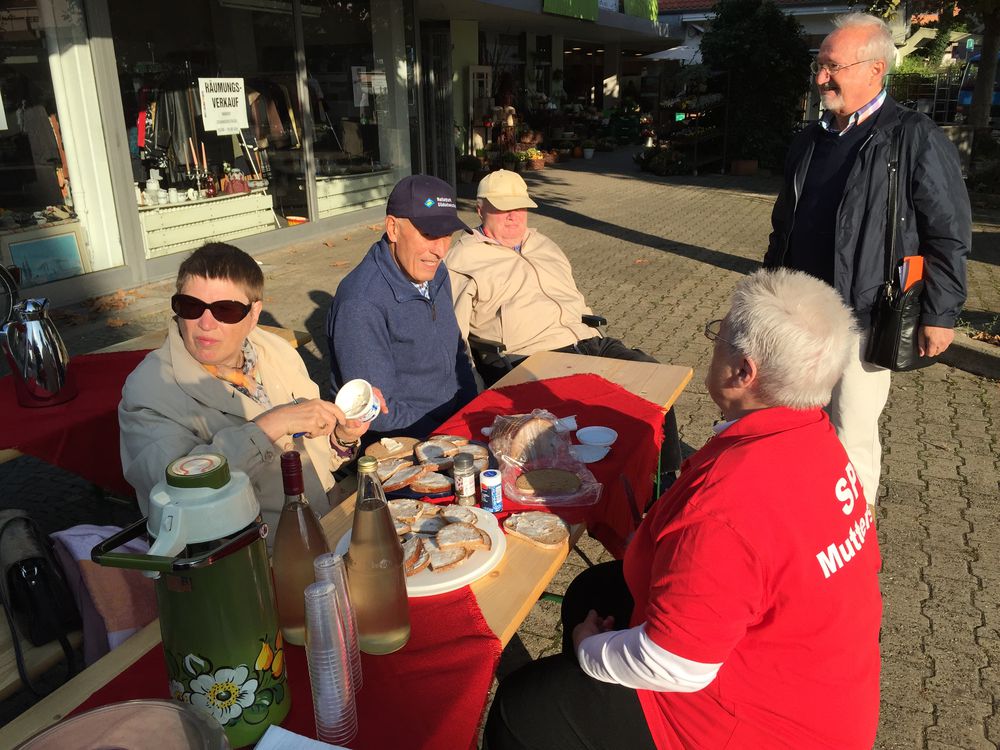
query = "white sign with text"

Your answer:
(198, 78), (249, 135)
